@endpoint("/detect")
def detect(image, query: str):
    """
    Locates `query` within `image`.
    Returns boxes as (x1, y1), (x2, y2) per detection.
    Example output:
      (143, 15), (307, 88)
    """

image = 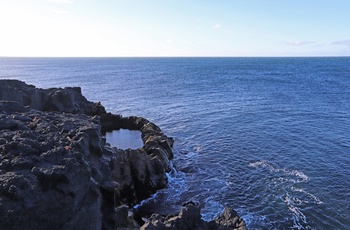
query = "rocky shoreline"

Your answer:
(0, 80), (246, 229)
